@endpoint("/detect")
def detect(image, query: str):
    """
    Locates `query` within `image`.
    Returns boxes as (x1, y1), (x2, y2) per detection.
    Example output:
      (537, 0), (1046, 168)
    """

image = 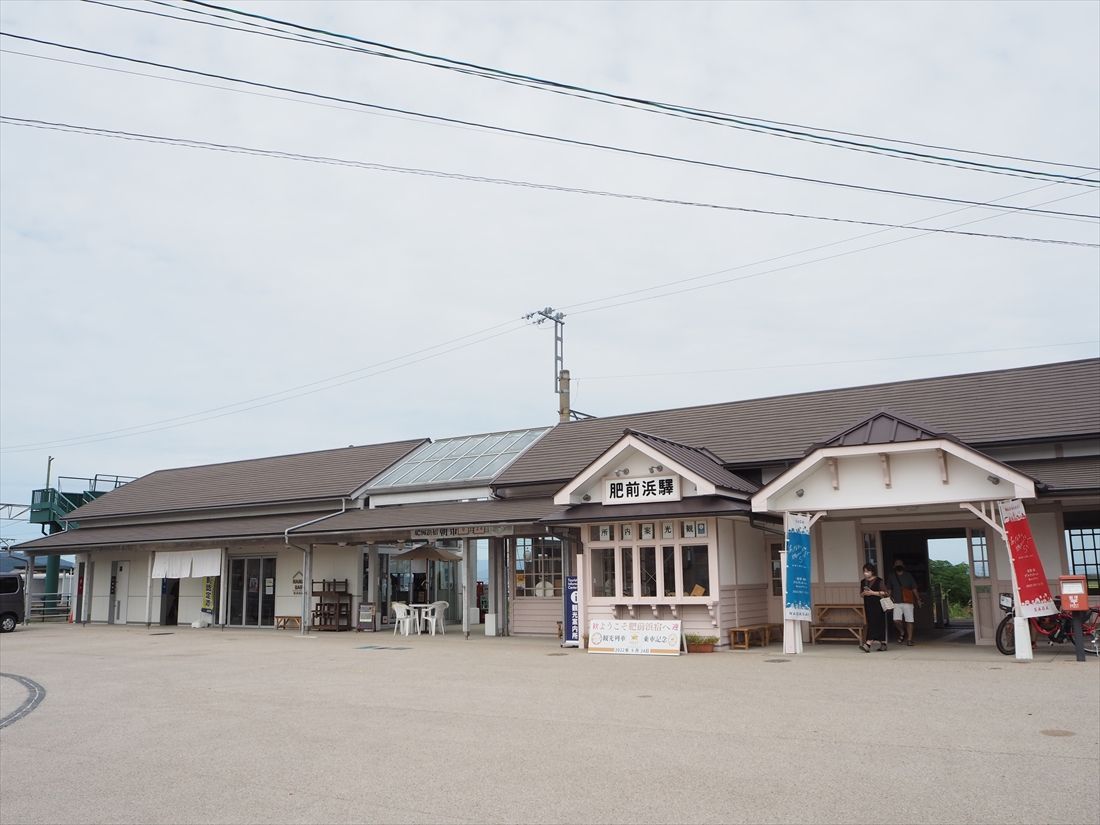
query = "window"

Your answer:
(1066, 527), (1100, 595)
(770, 543), (782, 596)
(680, 545), (710, 596)
(969, 530), (989, 579)
(621, 547), (634, 596)
(640, 547), (657, 597)
(591, 548), (615, 598)
(514, 536), (564, 597)
(863, 532), (878, 568)
(0, 575), (19, 595)
(662, 546), (676, 596)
